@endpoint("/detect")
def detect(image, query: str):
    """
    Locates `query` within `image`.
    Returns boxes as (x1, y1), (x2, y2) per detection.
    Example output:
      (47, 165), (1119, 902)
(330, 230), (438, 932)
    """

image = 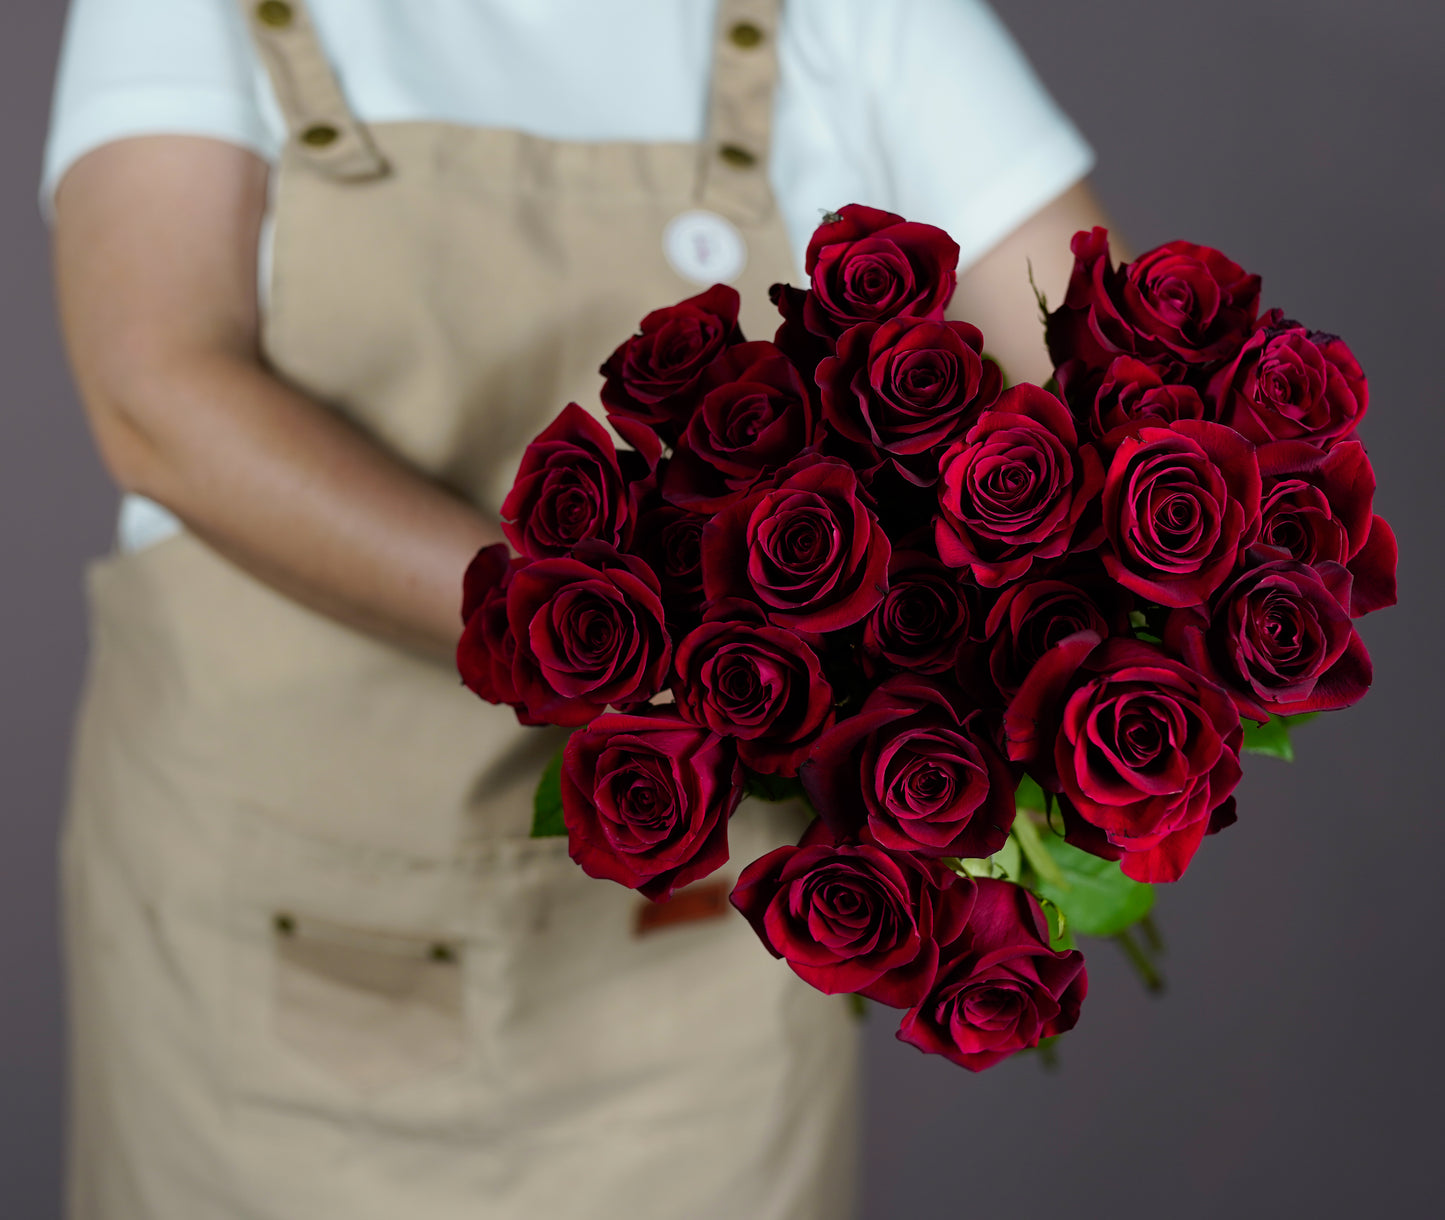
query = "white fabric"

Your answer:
(44, 0), (1094, 552)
